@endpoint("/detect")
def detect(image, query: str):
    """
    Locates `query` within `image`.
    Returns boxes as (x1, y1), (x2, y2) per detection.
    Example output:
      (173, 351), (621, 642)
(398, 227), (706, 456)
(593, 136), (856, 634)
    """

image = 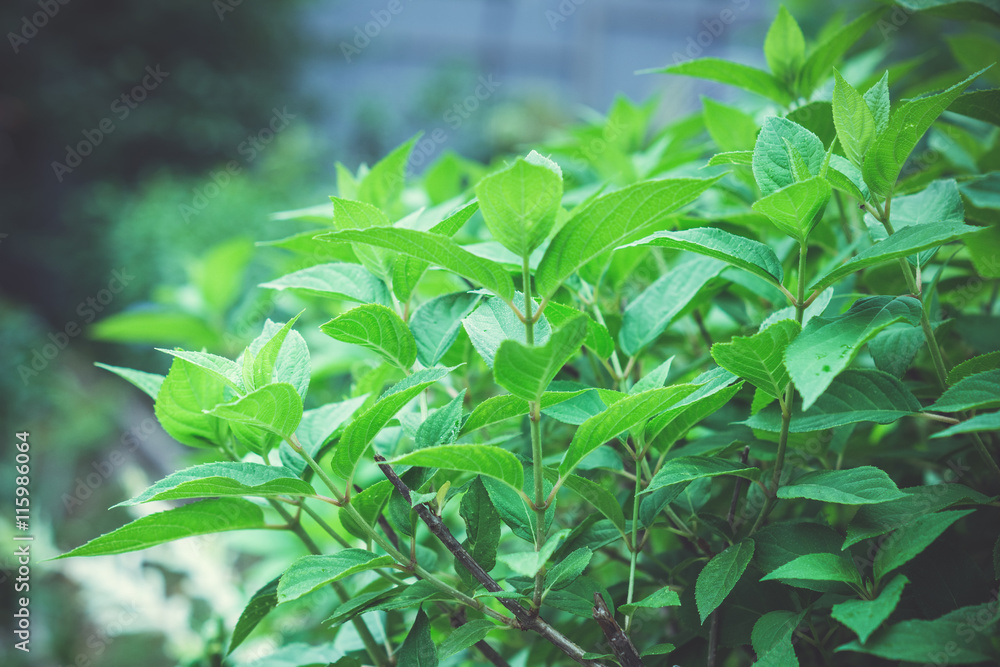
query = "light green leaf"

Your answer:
(437, 620), (496, 660)
(321, 227), (515, 301)
(798, 8), (883, 96)
(536, 177), (721, 297)
(156, 349), (244, 393)
(56, 498), (264, 558)
(475, 151), (563, 257)
(703, 97), (759, 152)
(622, 227), (784, 286)
(260, 263), (390, 305)
(707, 150), (754, 166)
(712, 319), (800, 398)
(765, 6), (806, 84)
(545, 547), (593, 591)
(294, 395), (369, 460)
(644, 456), (760, 495)
(835, 601), (1000, 663)
(332, 366), (454, 483)
(90, 309), (218, 349)
(863, 71), (890, 135)
(329, 196), (396, 281)
(620, 257), (725, 356)
(932, 411), (1000, 438)
(494, 316), (587, 401)
(650, 58), (793, 105)
(833, 69), (876, 167)
(826, 154), (870, 202)
(745, 369), (921, 432)
(874, 510), (974, 581)
(207, 383), (303, 441)
(927, 369), (1000, 412)
(559, 385), (697, 479)
(696, 539), (755, 623)
(357, 134), (417, 209)
(321, 304), (416, 371)
(415, 390), (465, 449)
(863, 67), (988, 197)
(245, 317), (310, 399)
(761, 552), (862, 586)
(752, 117), (826, 196)
(778, 467), (906, 505)
(229, 577), (280, 653)
(544, 301), (614, 360)
(154, 357), (228, 449)
(460, 390), (586, 435)
(832, 575), (908, 644)
(390, 444), (524, 492)
(785, 296), (923, 410)
(277, 550), (396, 603)
(392, 201), (482, 302)
(648, 381), (742, 452)
(410, 292), (482, 366)
(618, 586), (681, 615)
(810, 223), (980, 292)
(117, 462), (314, 506)
(641, 643), (676, 658)
(753, 176), (831, 242)
(95, 362), (164, 400)
(463, 294), (551, 369)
